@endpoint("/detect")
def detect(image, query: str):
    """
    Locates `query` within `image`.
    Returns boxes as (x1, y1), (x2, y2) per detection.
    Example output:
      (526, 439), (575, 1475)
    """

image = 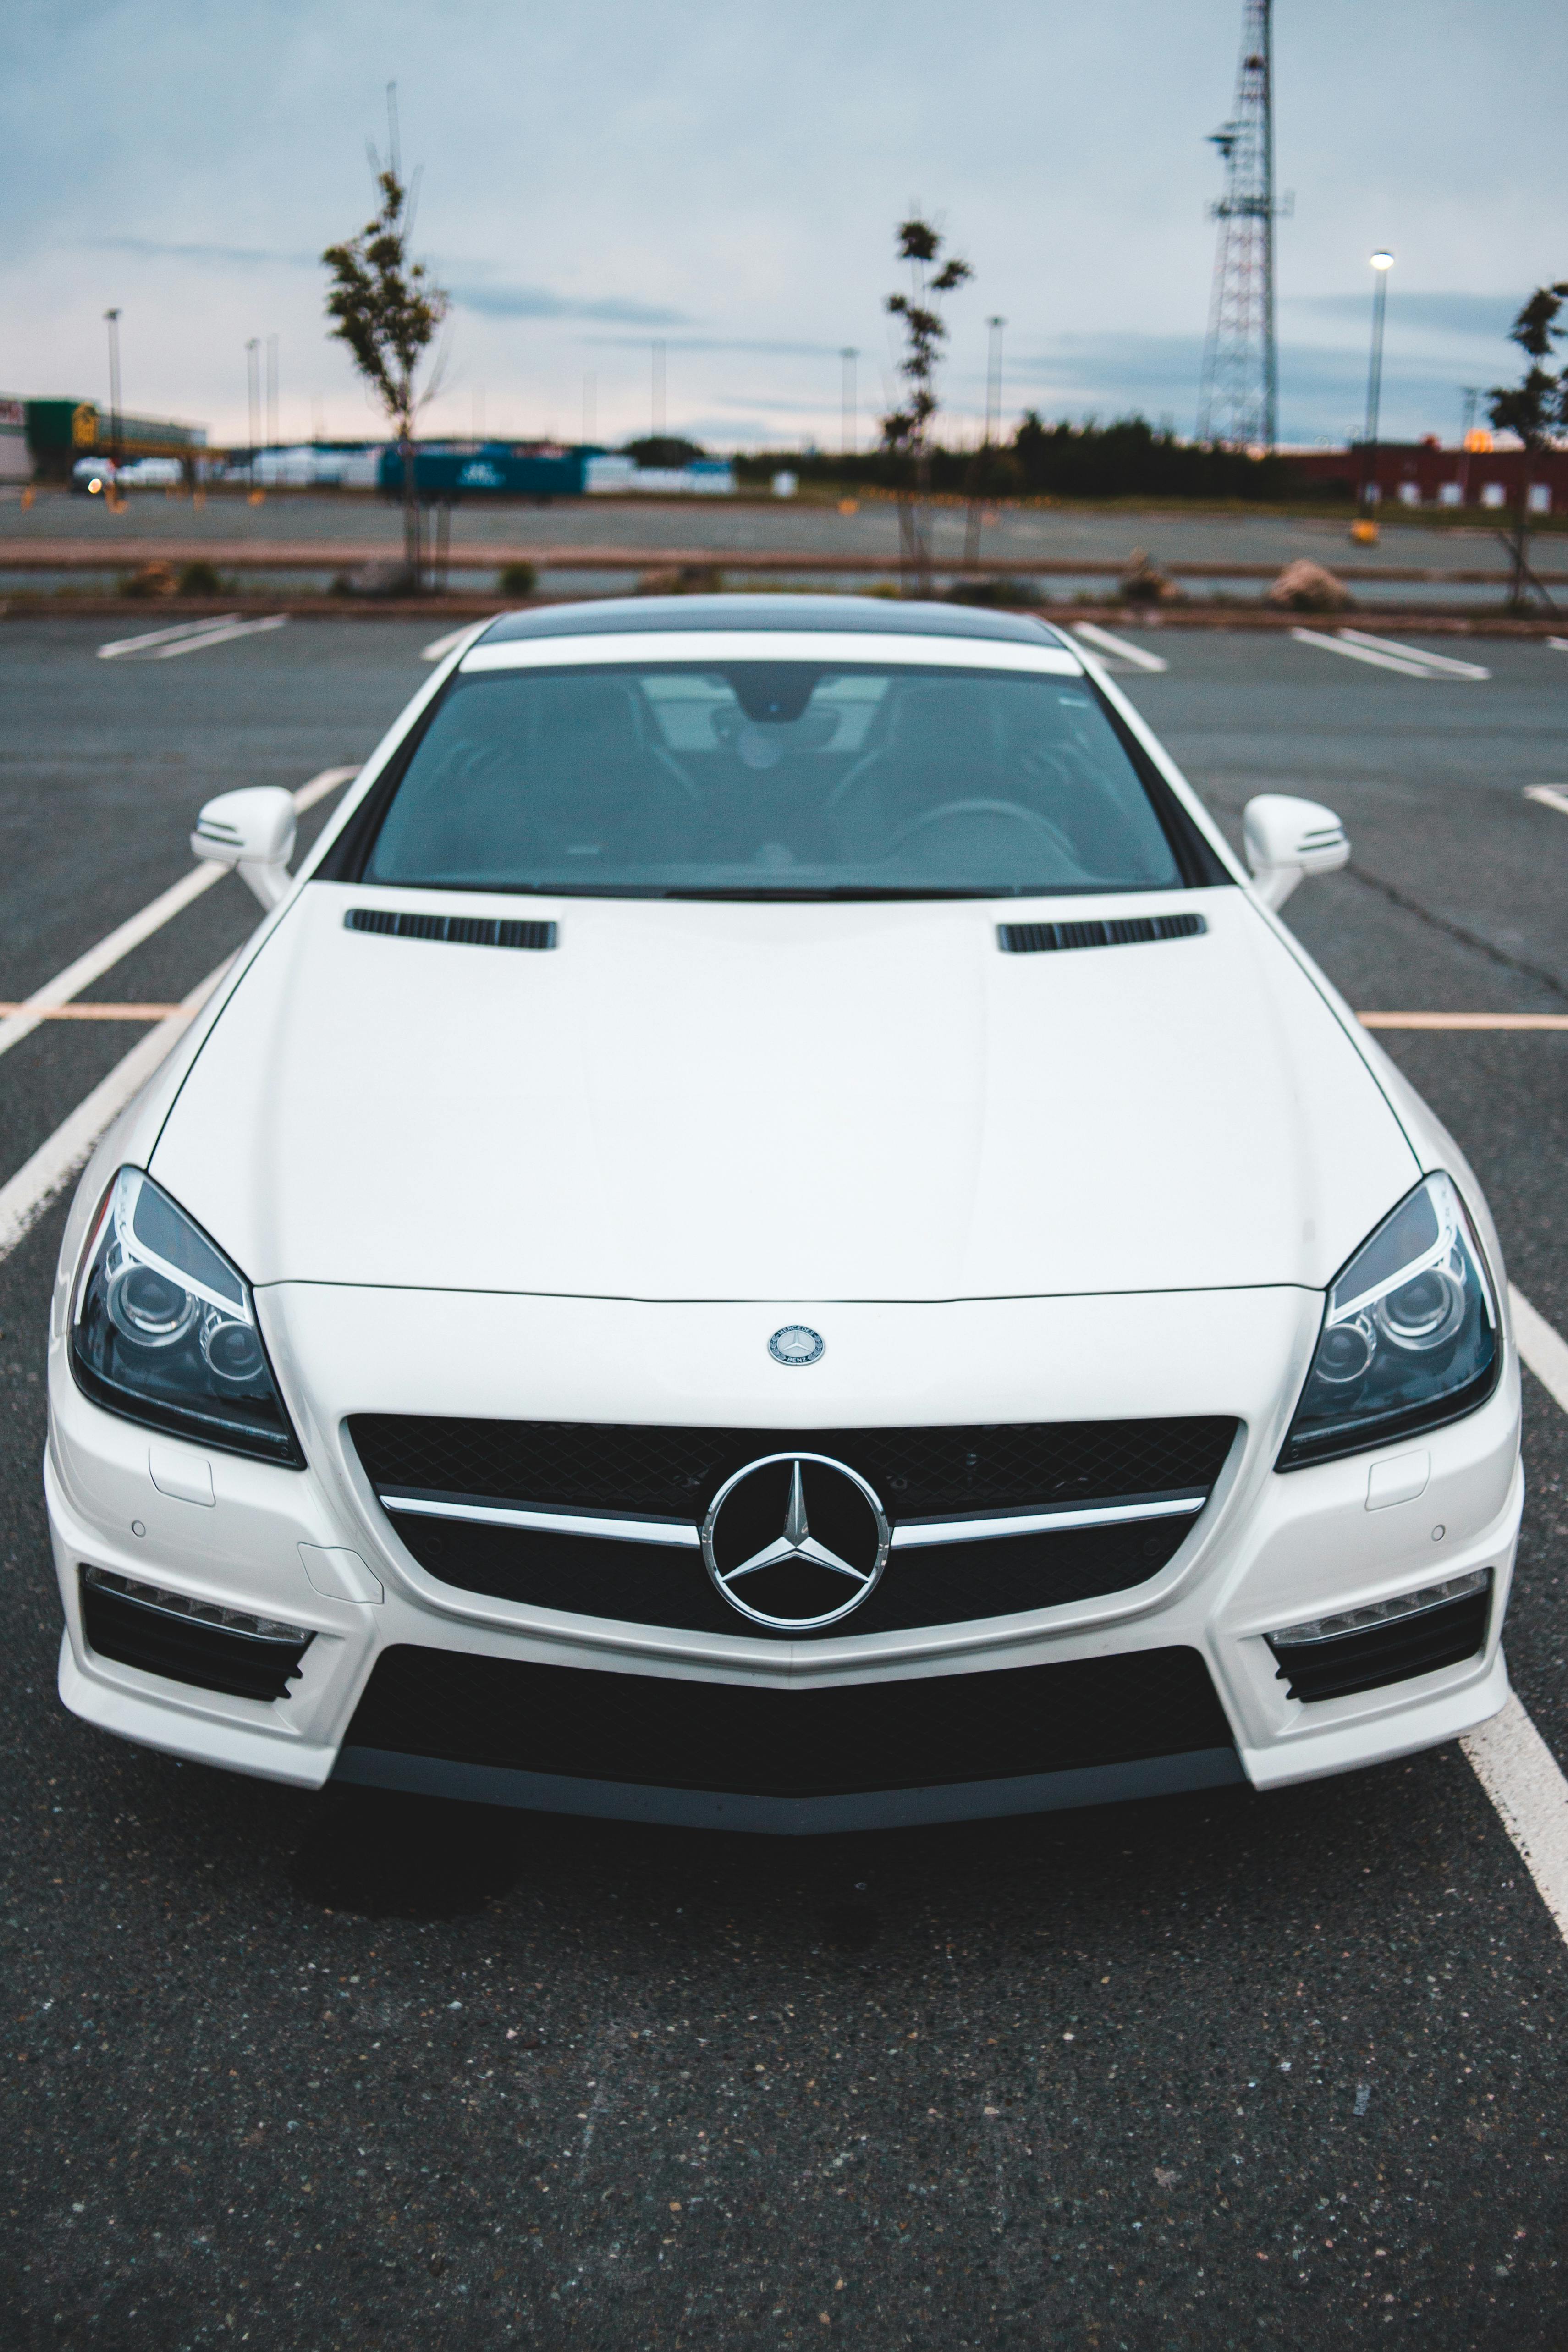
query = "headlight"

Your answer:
(1278, 1172), (1500, 1471)
(71, 1169), (303, 1465)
